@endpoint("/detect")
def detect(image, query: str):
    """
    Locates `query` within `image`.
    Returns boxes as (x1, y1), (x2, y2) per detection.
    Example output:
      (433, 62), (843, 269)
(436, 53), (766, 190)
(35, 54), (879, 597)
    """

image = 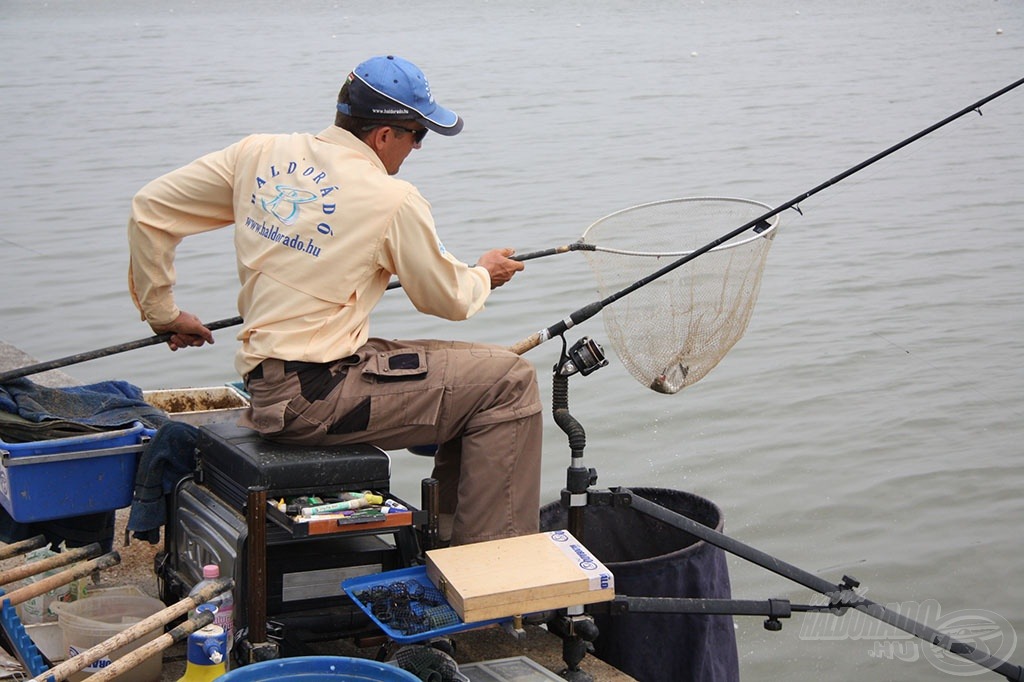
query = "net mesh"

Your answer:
(580, 197), (780, 394)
